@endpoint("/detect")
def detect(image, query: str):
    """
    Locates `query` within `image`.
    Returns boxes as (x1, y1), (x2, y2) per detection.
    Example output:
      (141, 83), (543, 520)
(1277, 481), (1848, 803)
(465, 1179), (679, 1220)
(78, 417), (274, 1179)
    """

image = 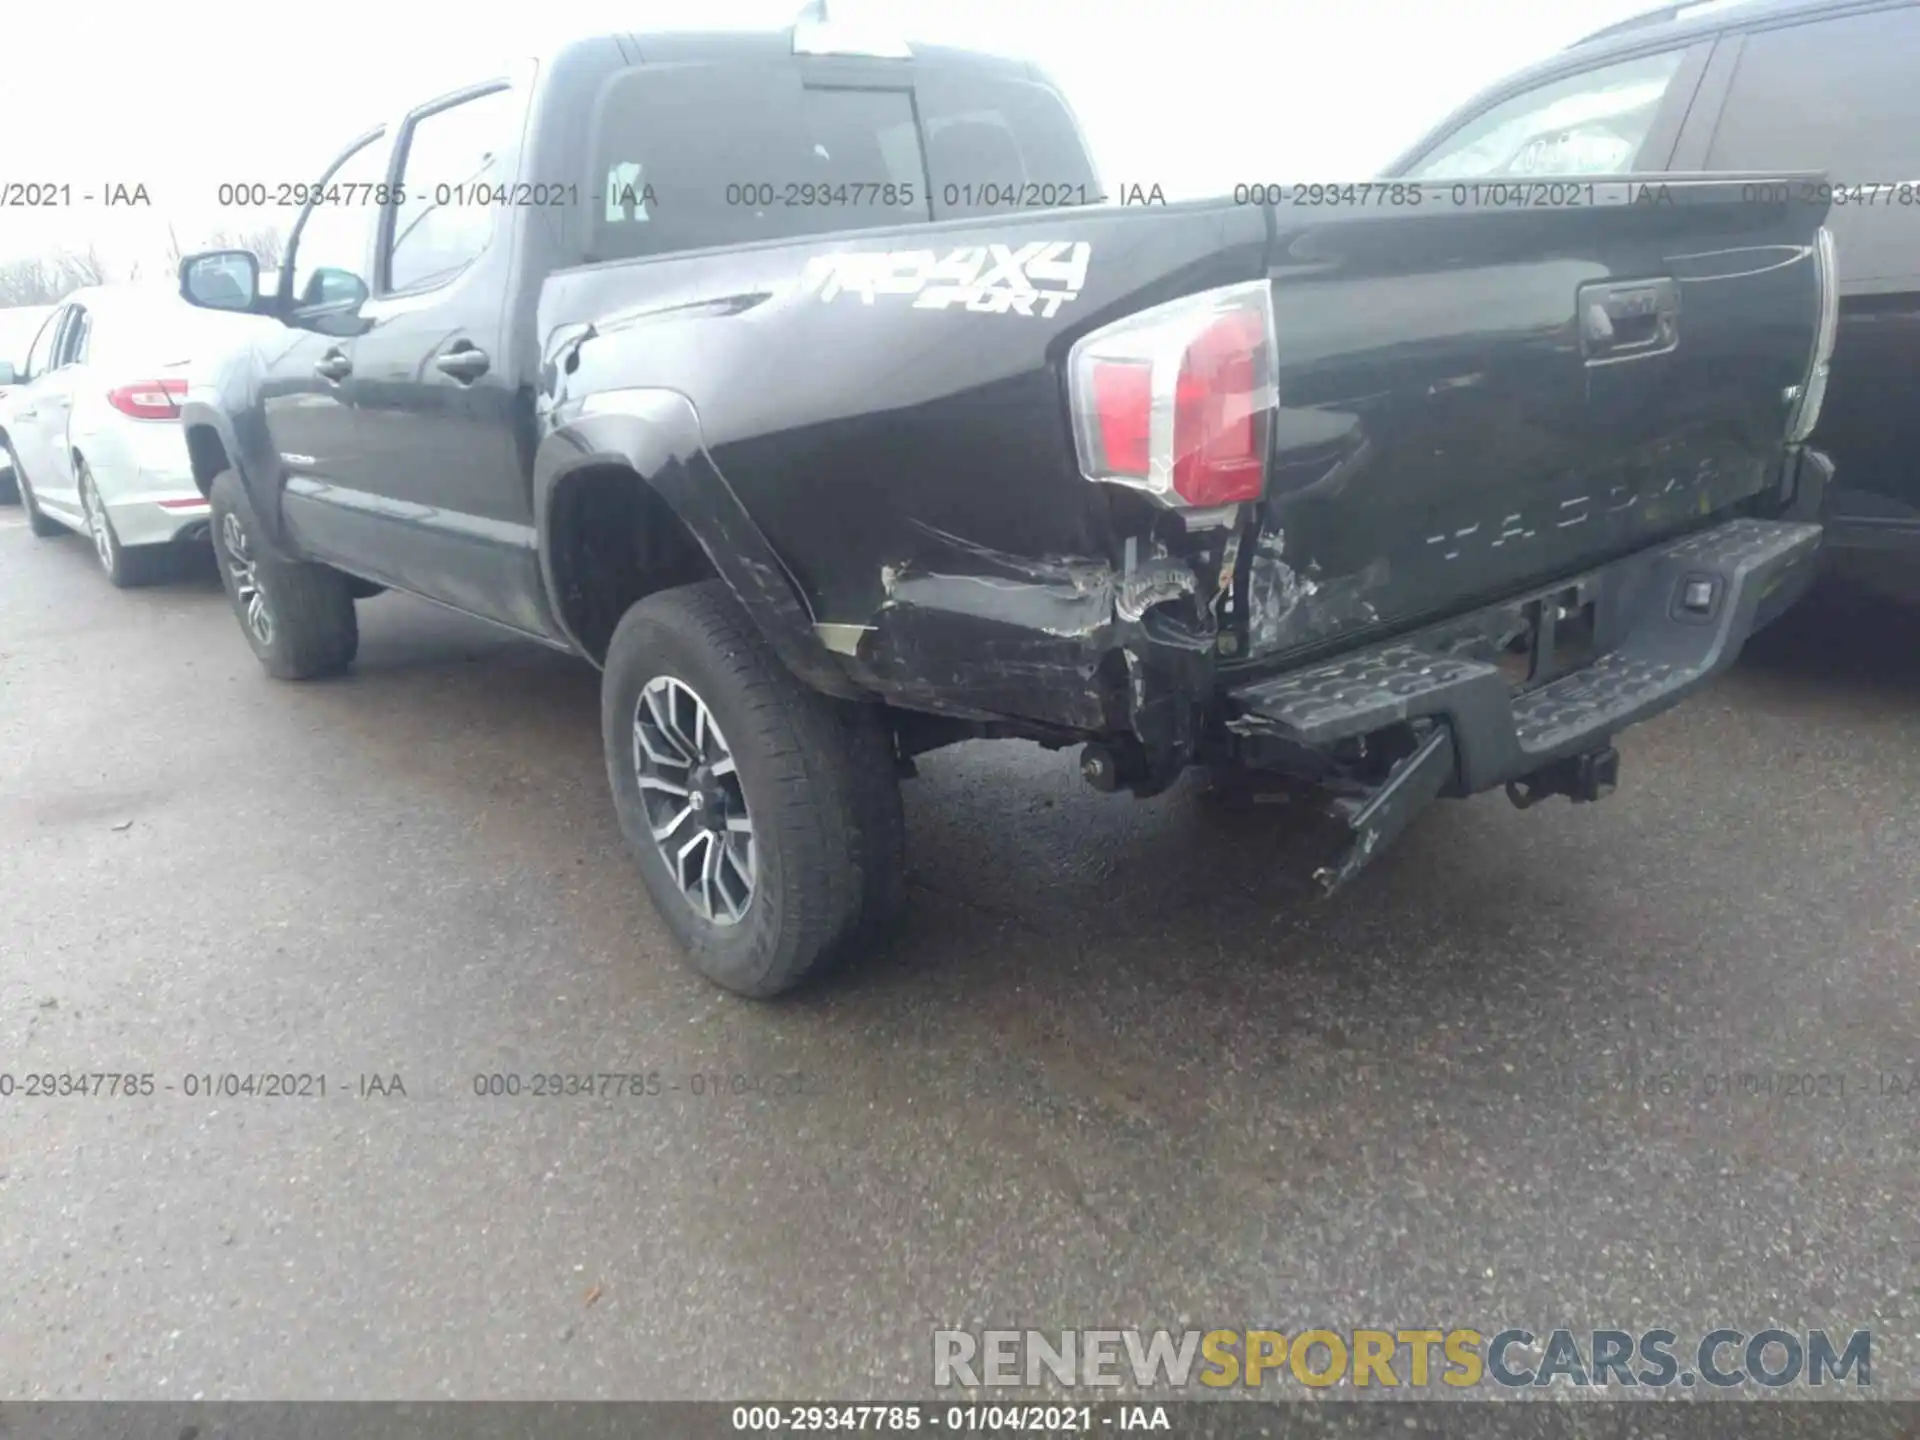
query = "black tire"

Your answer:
(602, 580), (906, 998)
(78, 461), (162, 589)
(208, 469), (358, 680)
(7, 441), (64, 538)
(0, 458), (17, 505)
